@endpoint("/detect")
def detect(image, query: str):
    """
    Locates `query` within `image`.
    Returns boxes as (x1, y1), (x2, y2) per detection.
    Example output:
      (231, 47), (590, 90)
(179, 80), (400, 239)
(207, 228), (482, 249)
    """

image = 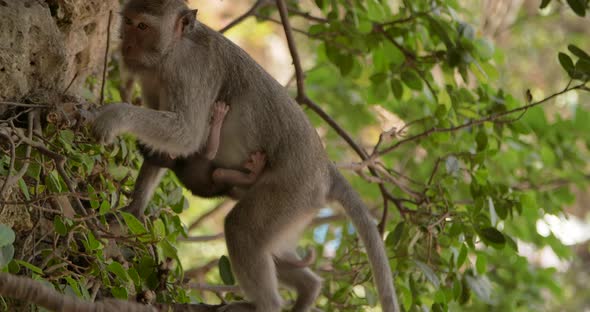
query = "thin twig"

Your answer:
(0, 102), (49, 108)
(378, 82), (588, 156)
(378, 7), (437, 27)
(12, 128), (88, 218)
(276, 0), (306, 99)
(287, 8), (328, 23)
(99, 11), (113, 106)
(0, 114), (34, 199)
(63, 72), (79, 95)
(179, 233), (224, 242)
(219, 0), (269, 34)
